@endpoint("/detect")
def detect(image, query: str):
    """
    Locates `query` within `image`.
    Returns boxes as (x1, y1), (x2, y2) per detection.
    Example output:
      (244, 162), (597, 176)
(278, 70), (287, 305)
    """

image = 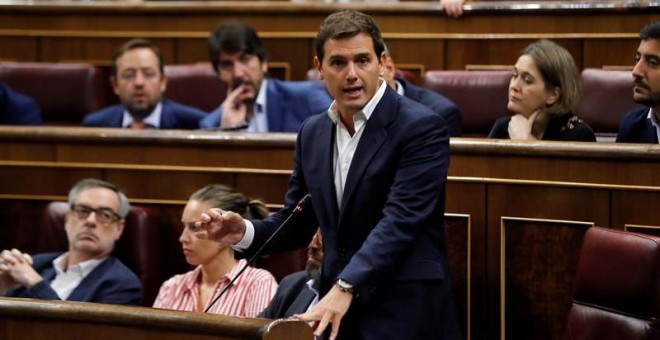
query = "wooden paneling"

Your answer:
(0, 297), (313, 340)
(445, 214), (471, 340)
(500, 218), (592, 340)
(0, 2), (657, 79)
(1, 127), (660, 340)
